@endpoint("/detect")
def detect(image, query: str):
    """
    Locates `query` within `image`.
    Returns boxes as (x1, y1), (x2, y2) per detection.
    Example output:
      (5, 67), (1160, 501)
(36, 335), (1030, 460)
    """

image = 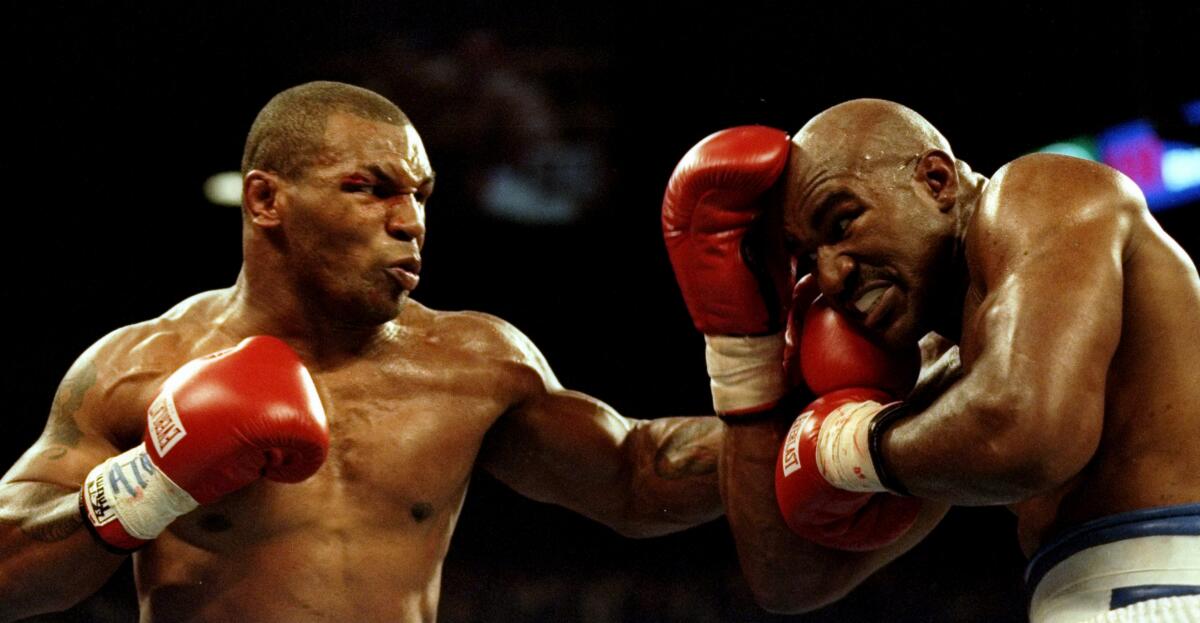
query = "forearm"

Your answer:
(618, 416), (724, 537)
(0, 481), (125, 620)
(721, 420), (874, 613)
(884, 362), (1092, 505)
